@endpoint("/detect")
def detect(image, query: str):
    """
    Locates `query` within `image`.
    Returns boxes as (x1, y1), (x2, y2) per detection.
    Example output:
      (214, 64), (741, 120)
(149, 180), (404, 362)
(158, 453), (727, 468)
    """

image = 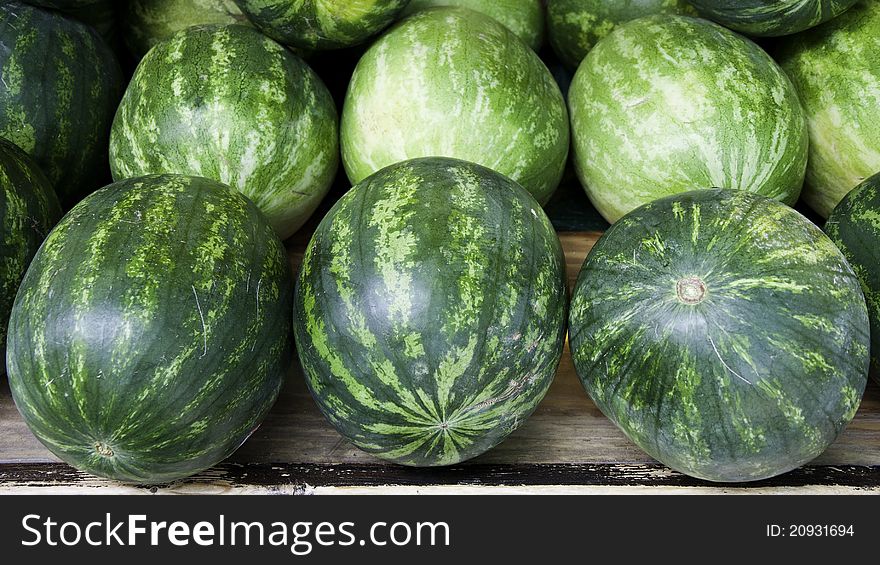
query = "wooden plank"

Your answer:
(1, 231), (879, 491)
(1, 462), (878, 495)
